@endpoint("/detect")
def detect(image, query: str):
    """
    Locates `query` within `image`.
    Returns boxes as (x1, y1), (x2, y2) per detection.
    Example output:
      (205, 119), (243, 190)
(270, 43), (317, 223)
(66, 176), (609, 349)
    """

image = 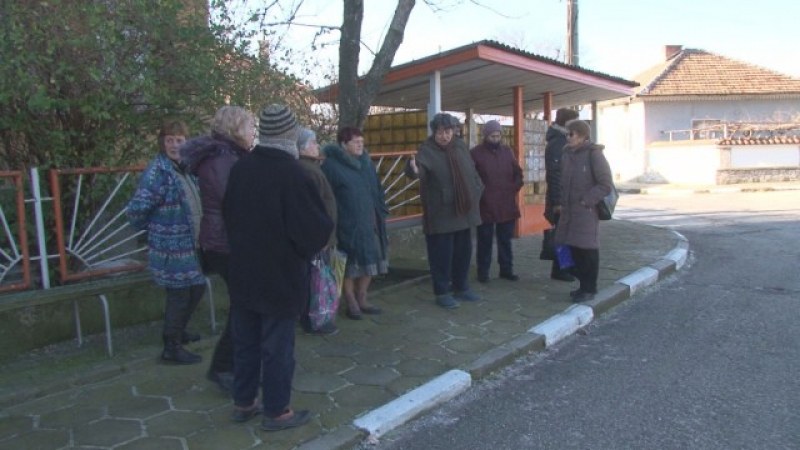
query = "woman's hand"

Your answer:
(408, 157), (418, 174)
